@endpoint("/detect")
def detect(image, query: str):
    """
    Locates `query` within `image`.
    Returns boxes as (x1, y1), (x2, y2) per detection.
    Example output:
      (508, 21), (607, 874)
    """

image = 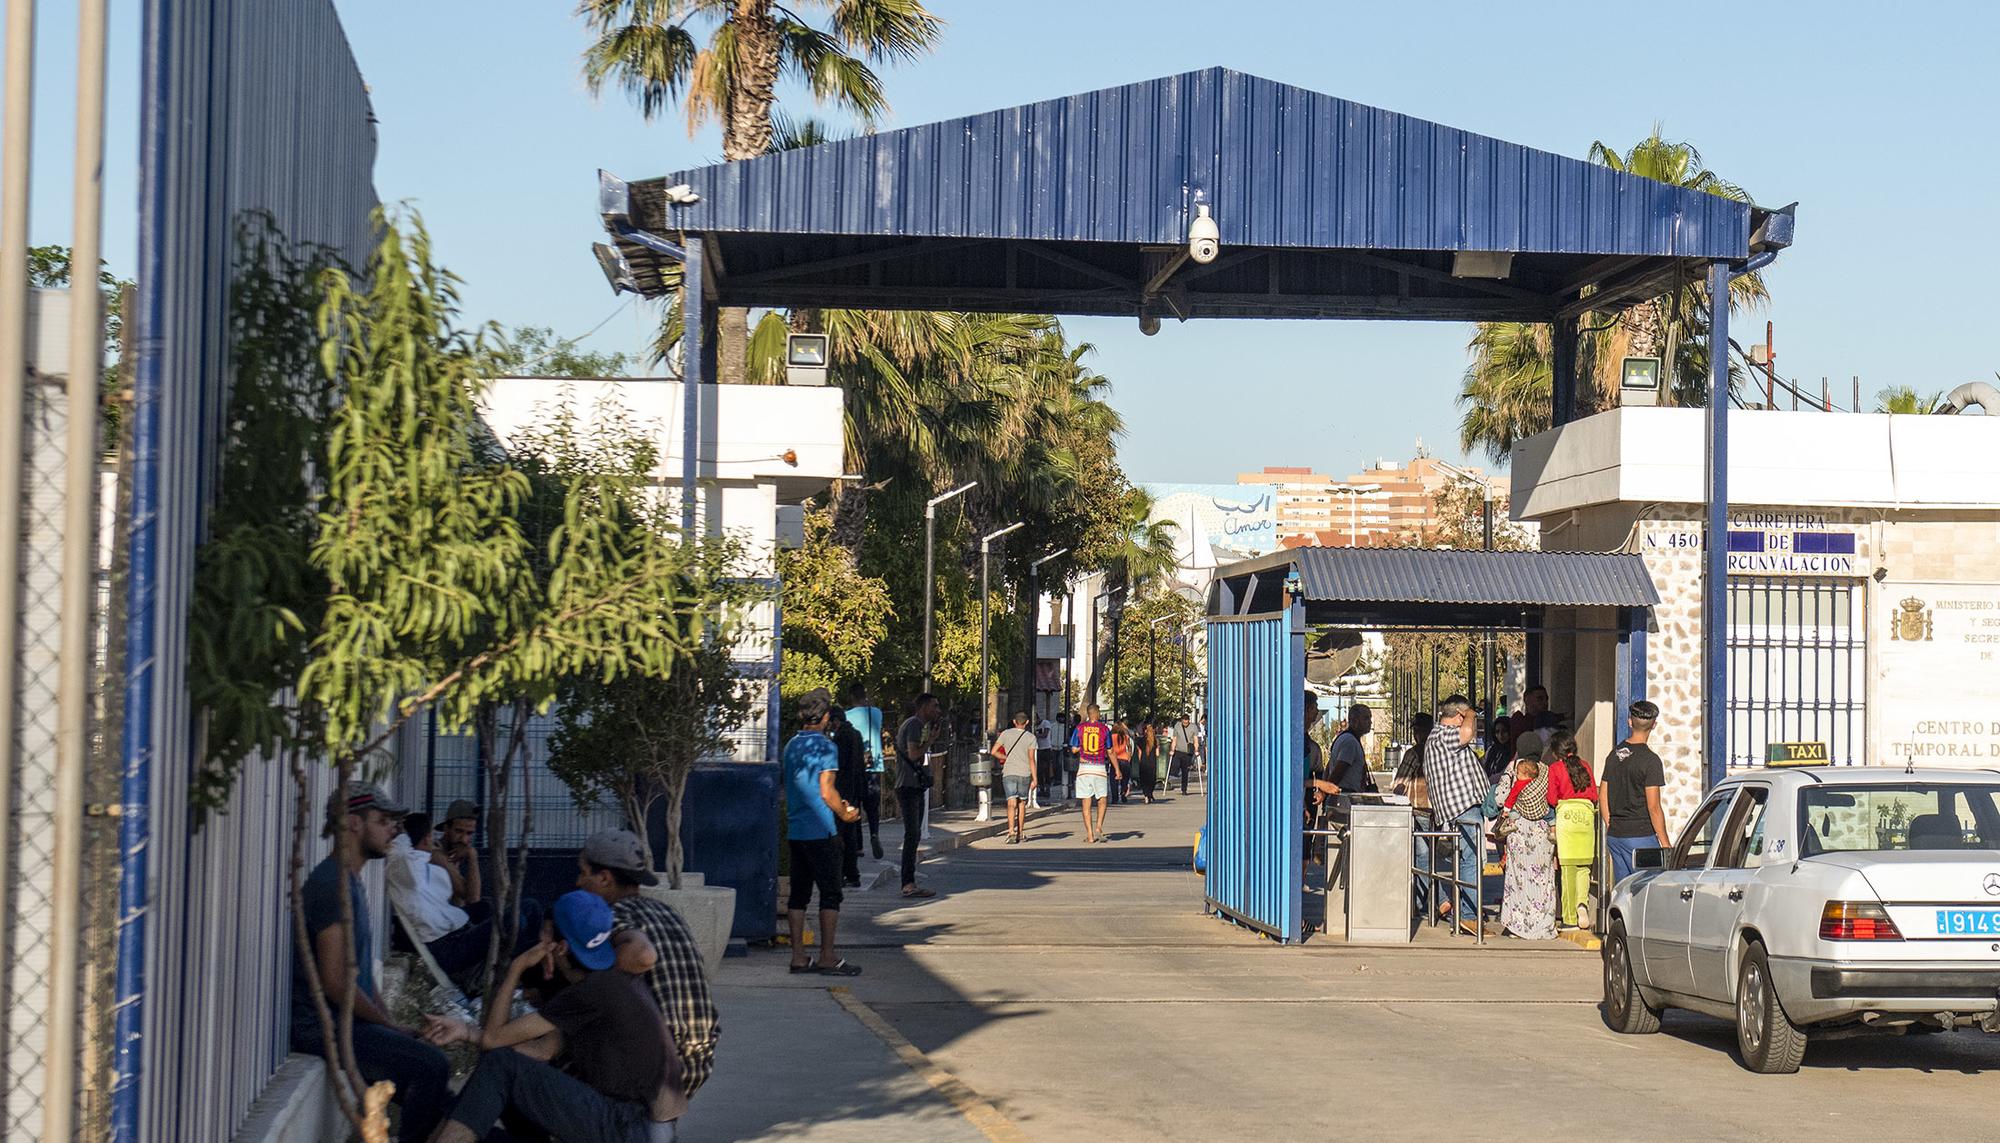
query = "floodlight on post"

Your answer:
(922, 482), (978, 694)
(1328, 483), (1381, 547)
